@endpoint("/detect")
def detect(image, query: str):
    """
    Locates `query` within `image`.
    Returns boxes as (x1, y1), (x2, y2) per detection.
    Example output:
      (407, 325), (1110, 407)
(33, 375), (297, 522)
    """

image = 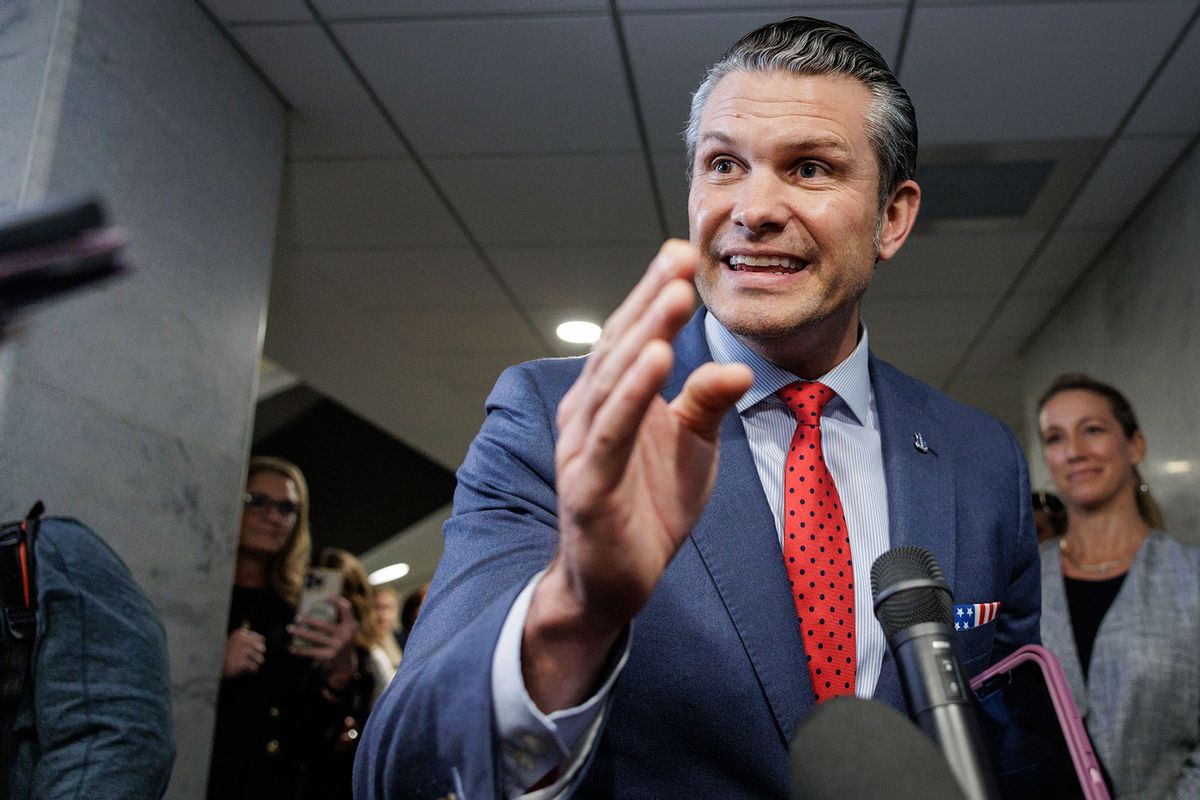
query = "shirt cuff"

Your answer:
(491, 570), (631, 798)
